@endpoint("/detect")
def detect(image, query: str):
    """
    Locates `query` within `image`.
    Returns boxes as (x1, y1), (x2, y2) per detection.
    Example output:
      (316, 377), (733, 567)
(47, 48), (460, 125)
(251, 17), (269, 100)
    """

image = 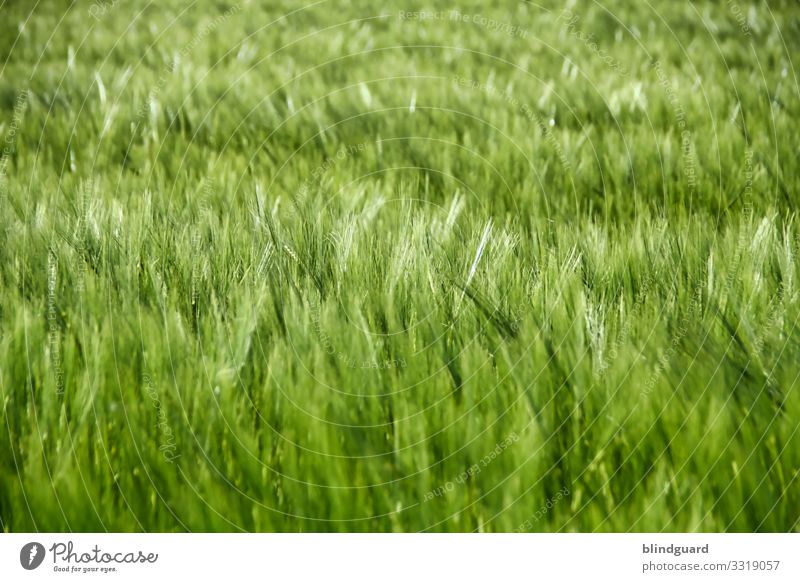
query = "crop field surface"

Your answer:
(0, 0), (799, 532)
